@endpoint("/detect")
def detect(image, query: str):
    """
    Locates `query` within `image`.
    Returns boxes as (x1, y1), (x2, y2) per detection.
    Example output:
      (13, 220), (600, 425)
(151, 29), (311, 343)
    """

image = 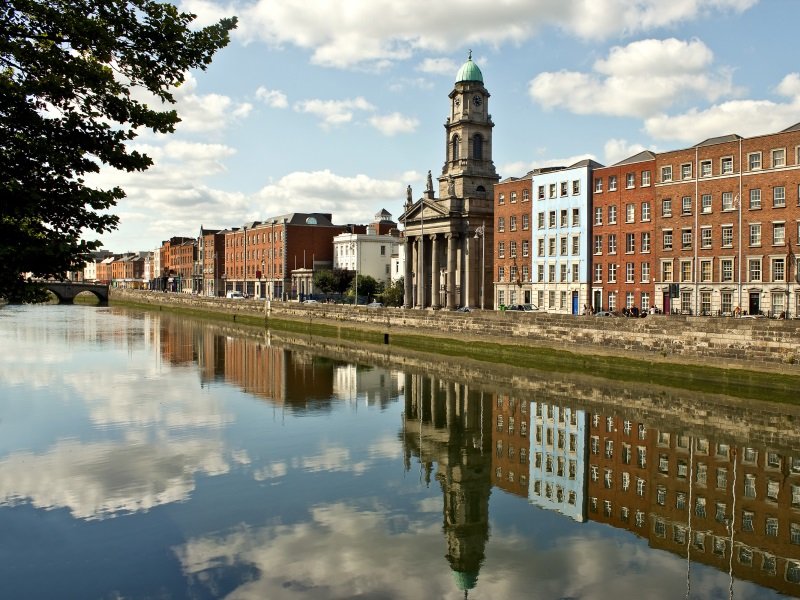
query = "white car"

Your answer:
(226, 291), (245, 299)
